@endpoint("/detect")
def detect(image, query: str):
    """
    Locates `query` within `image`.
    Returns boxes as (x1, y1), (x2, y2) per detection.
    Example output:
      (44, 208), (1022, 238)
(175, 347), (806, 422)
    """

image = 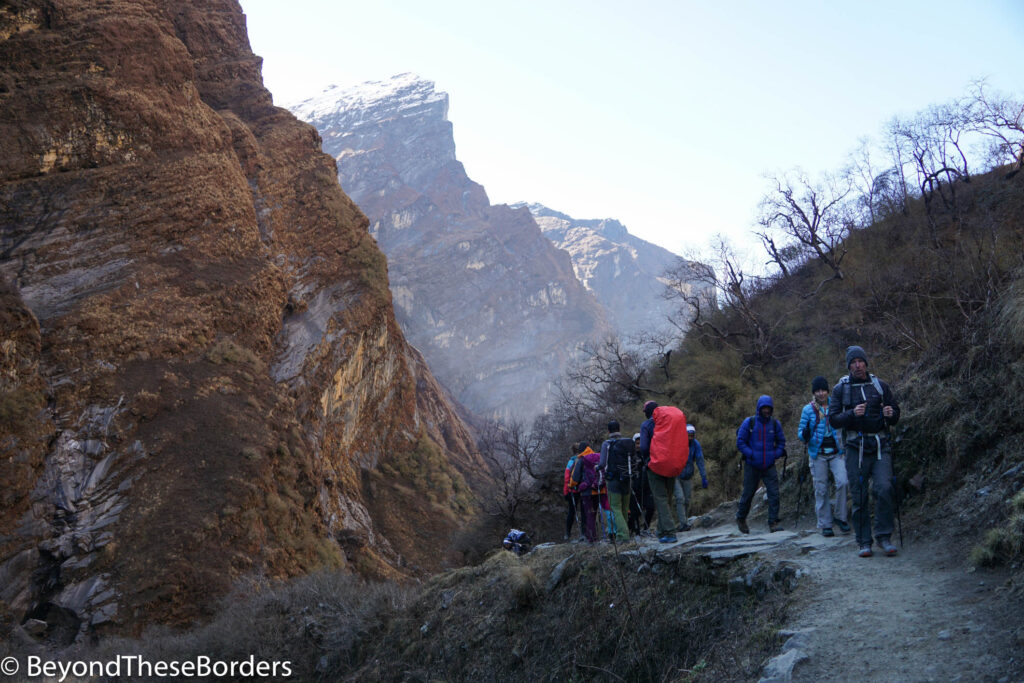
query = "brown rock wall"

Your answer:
(0, 0), (484, 638)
